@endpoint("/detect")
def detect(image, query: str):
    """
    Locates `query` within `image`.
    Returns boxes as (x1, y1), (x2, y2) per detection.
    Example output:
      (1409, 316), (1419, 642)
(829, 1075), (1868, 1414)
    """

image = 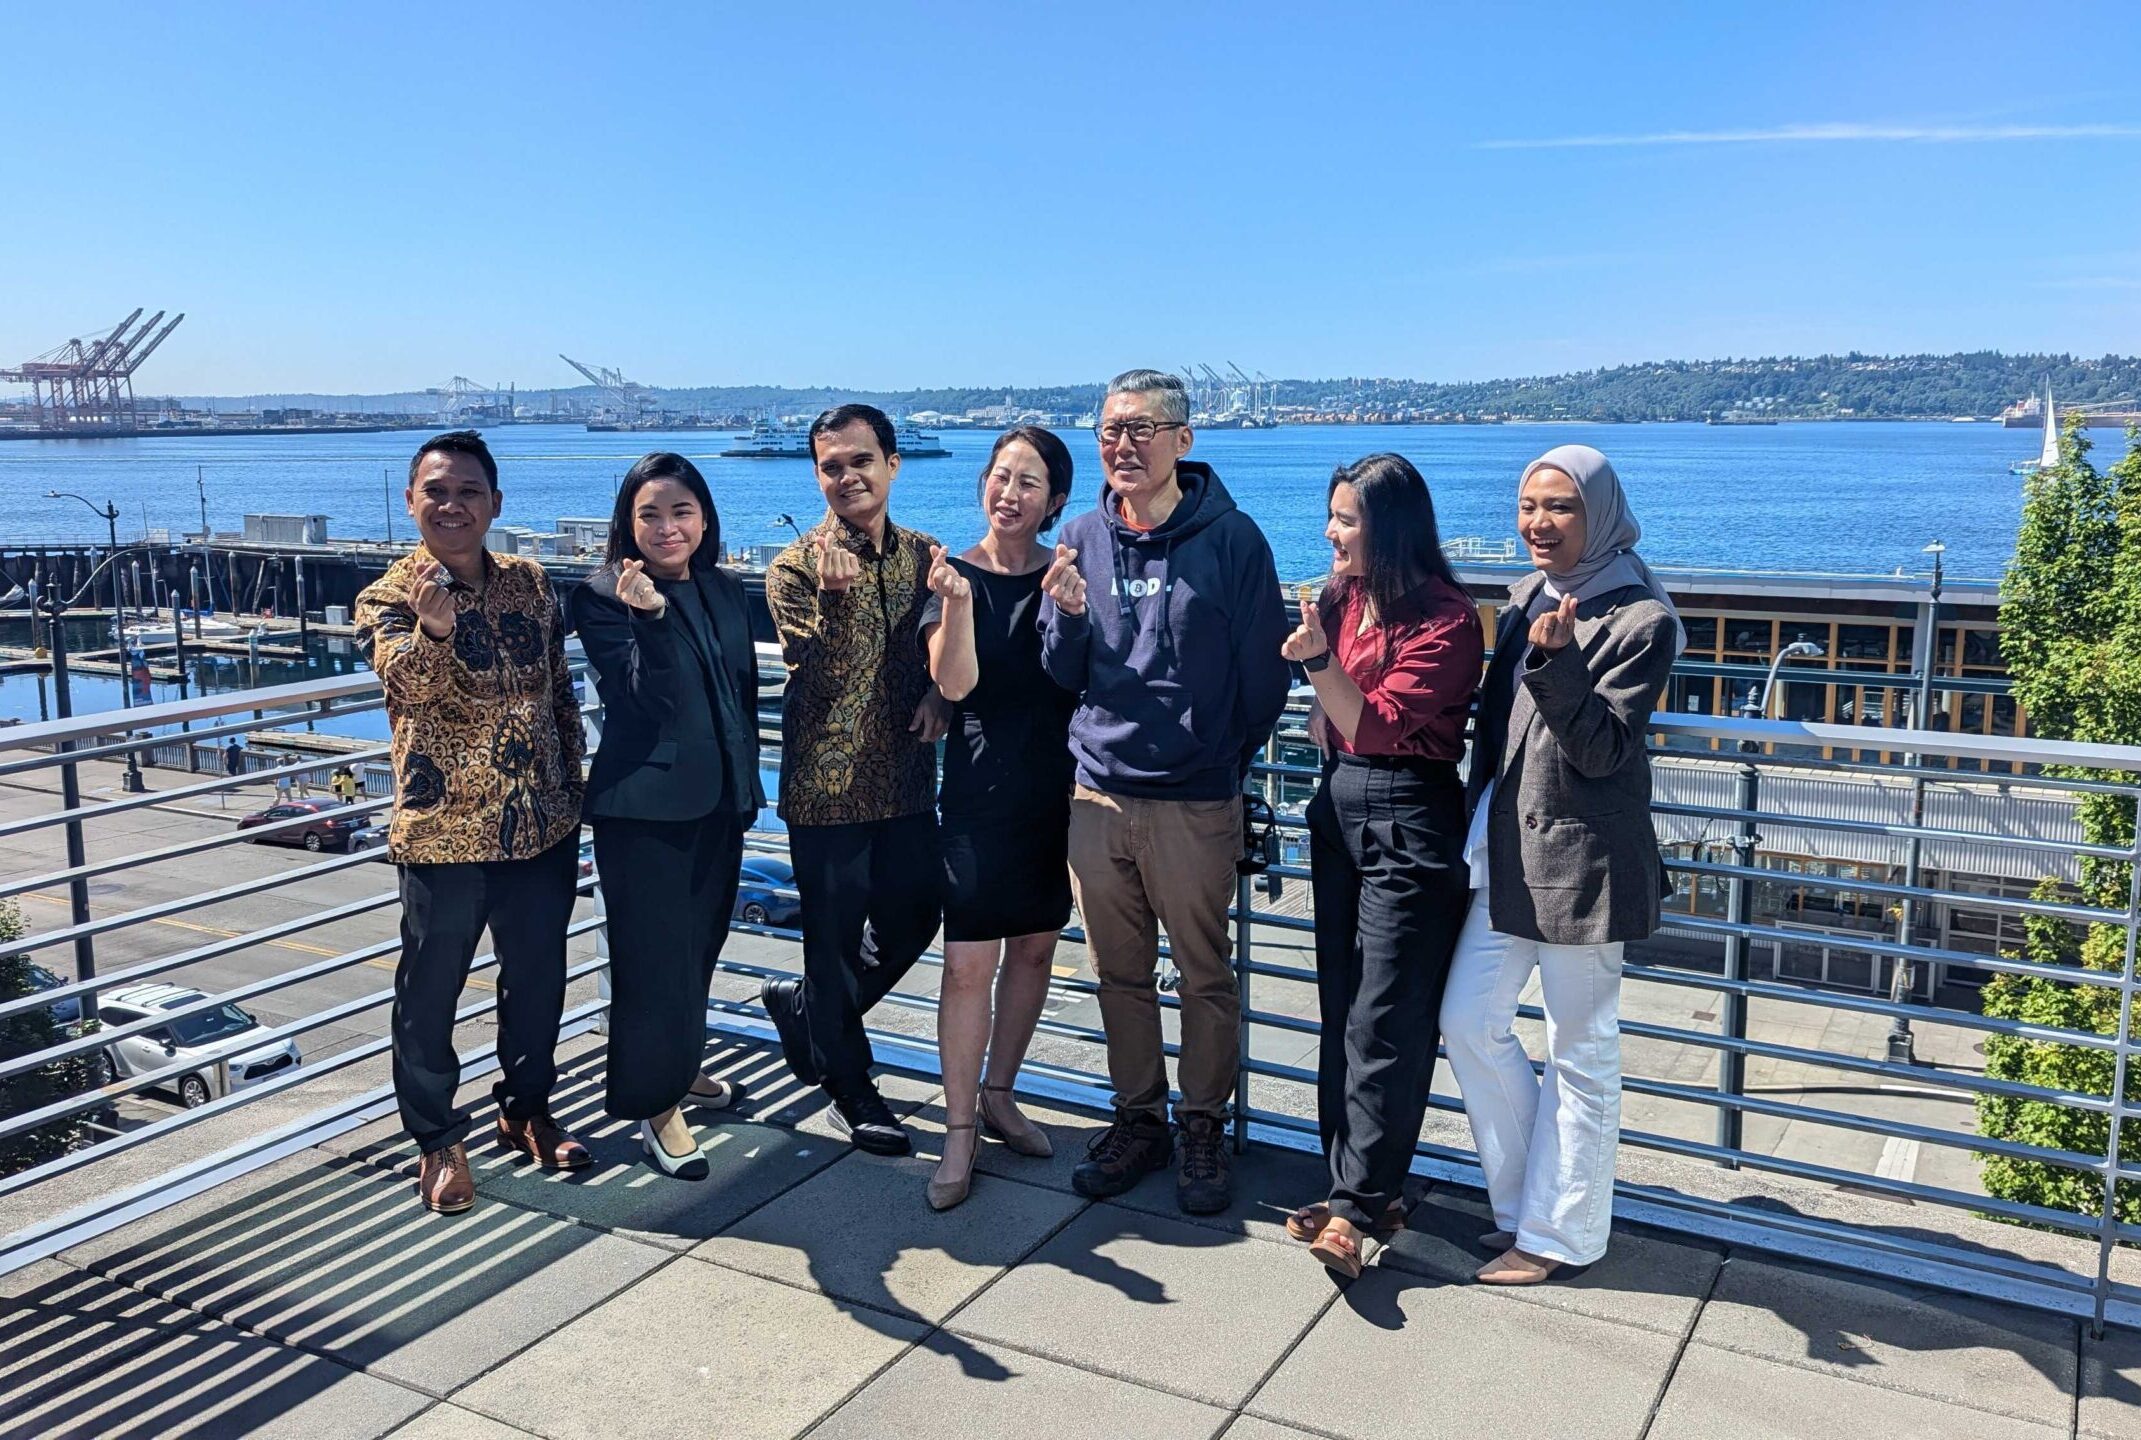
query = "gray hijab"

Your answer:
(1509, 444), (1686, 652)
